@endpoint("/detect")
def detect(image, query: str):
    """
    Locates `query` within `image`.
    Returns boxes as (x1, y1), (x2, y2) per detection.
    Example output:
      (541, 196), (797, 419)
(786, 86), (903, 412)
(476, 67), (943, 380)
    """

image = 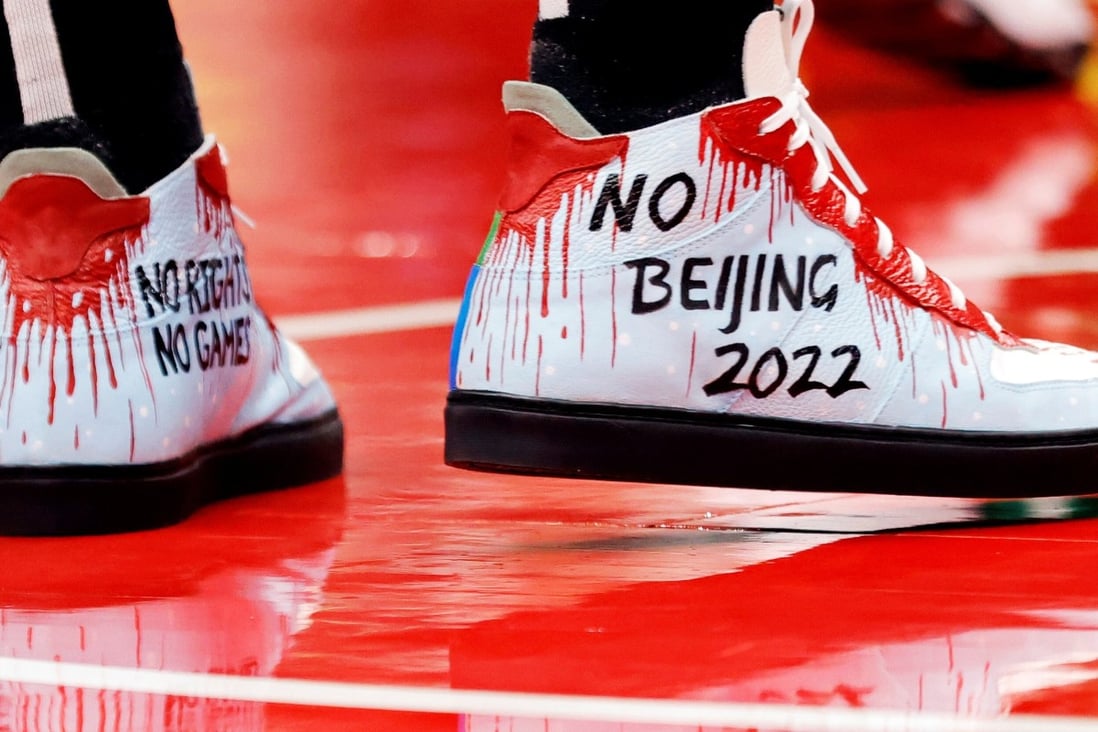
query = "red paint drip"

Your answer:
(911, 354), (918, 399)
(579, 271), (587, 361)
(887, 298), (906, 362)
(64, 329), (76, 396)
(972, 342), (985, 400)
(610, 268), (618, 368)
(768, 168), (777, 243)
(953, 326), (985, 401)
(787, 178), (796, 227)
(941, 381), (949, 429)
(510, 293), (520, 362)
(522, 257), (532, 365)
(858, 270), (921, 371)
(86, 325), (99, 414)
(541, 223), (551, 318)
(475, 277), (486, 327)
(687, 331), (698, 397)
(716, 164), (729, 224)
(729, 163), (741, 214)
(936, 319), (960, 388)
(561, 194), (573, 300)
(503, 268), (516, 365)
(4, 347), (15, 425)
(0, 175), (149, 423)
(479, 269), (500, 336)
(18, 326), (28, 384)
(703, 100), (1016, 347)
(698, 117), (769, 223)
(485, 334), (493, 382)
(700, 136), (715, 220)
(697, 124), (710, 166)
(127, 401), (136, 462)
(535, 335), (544, 397)
(103, 294), (125, 378)
(508, 232), (524, 362)
(864, 285), (883, 352)
(47, 326), (57, 424)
